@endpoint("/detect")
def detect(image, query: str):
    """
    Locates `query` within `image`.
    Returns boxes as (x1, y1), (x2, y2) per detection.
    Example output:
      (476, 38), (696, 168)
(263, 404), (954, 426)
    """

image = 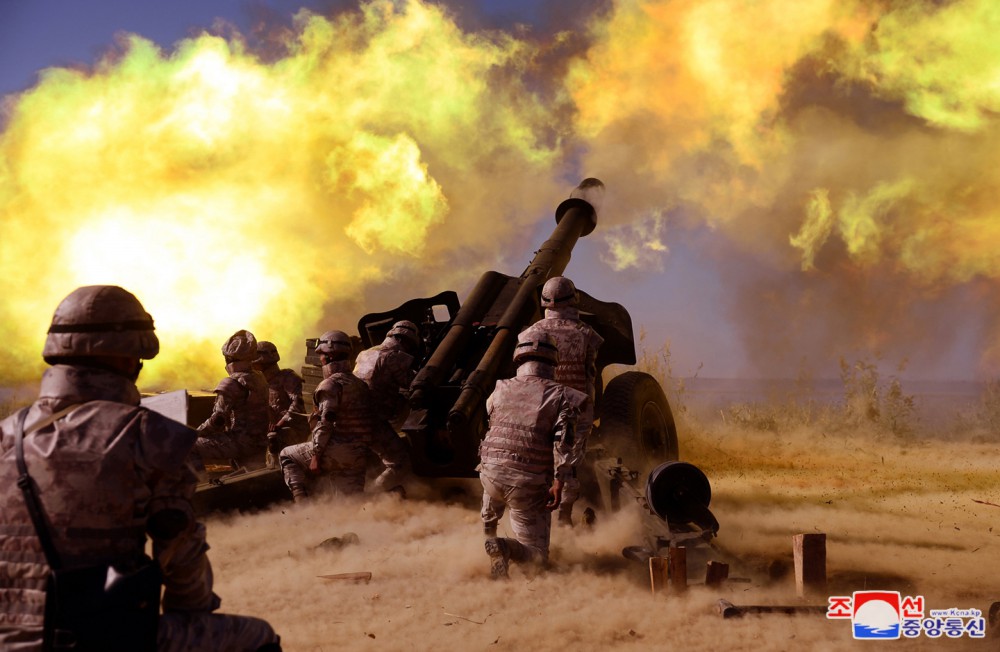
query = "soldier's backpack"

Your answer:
(15, 407), (161, 652)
